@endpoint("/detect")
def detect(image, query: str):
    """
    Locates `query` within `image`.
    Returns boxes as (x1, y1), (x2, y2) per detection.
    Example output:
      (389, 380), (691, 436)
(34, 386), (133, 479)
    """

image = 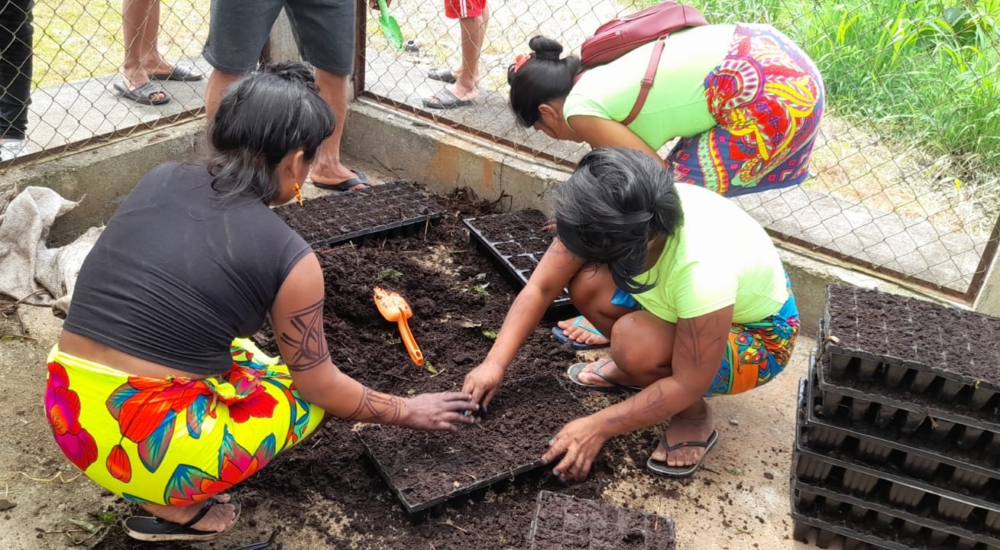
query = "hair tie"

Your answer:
(513, 53), (532, 73)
